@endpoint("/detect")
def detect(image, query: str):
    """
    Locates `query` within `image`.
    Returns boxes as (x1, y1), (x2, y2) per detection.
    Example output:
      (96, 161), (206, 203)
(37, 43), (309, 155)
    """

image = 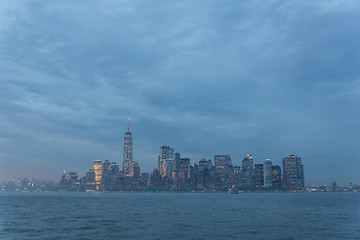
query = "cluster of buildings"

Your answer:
(59, 124), (306, 192)
(1, 178), (58, 192)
